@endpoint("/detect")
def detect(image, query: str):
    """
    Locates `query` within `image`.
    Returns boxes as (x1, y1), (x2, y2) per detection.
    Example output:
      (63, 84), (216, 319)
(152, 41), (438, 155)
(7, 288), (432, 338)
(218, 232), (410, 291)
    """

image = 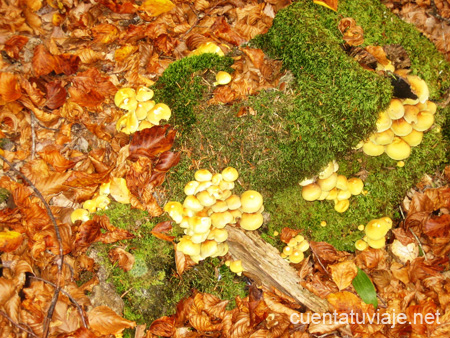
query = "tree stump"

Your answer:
(226, 225), (329, 313)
